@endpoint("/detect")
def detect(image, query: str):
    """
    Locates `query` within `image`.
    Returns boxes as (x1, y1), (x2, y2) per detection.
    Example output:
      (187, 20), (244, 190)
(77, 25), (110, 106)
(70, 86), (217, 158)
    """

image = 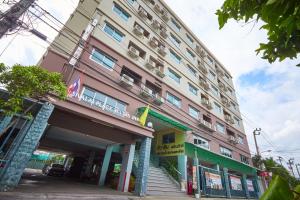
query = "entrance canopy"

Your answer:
(185, 143), (257, 175)
(138, 107), (192, 132)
